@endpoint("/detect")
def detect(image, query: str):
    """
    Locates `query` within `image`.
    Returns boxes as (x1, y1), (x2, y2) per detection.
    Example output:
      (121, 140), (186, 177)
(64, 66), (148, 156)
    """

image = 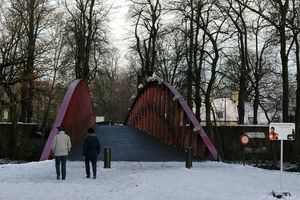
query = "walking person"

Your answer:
(51, 125), (72, 180)
(82, 128), (101, 179)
